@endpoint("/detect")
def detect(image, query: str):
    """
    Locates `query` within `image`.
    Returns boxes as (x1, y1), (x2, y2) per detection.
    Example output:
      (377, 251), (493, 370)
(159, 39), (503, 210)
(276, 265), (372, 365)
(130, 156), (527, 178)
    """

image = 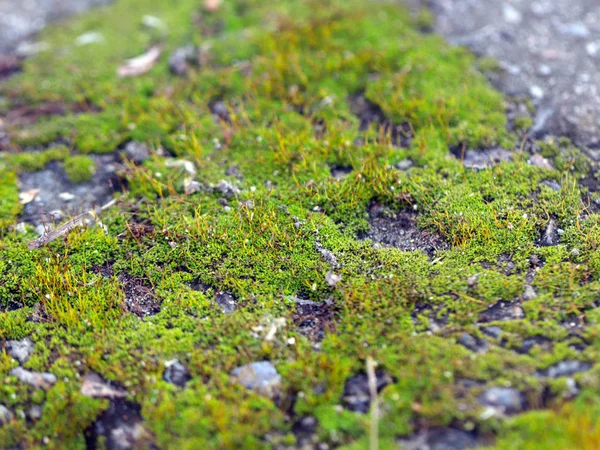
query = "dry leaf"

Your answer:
(19, 189), (40, 205)
(28, 197), (119, 250)
(117, 46), (162, 78)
